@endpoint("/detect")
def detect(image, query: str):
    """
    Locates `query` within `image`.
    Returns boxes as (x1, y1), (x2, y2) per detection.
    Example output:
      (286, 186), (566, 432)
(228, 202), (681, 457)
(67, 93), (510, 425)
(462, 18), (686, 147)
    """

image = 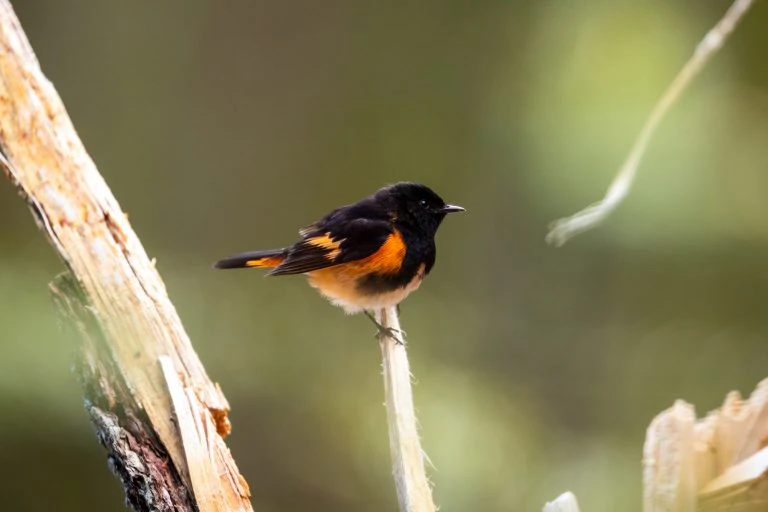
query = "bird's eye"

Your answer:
(419, 199), (429, 209)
